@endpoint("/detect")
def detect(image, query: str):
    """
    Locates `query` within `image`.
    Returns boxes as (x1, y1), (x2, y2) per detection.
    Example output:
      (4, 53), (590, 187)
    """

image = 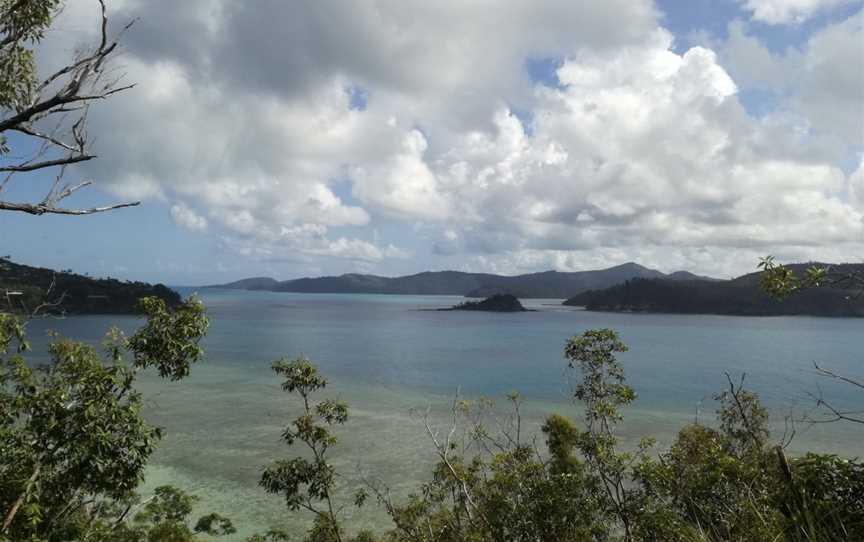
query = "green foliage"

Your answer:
(260, 357), (357, 542)
(0, 296), (225, 541)
(566, 328), (634, 423)
(243, 529), (292, 542)
(368, 329), (643, 541)
(776, 453), (864, 541)
(0, 338), (162, 537)
(0, 0), (61, 116)
(275, 330), (862, 542)
(378, 406), (608, 542)
(714, 377), (770, 456)
(193, 512), (237, 537)
(759, 256), (828, 299)
(637, 426), (780, 541)
(77, 485), (237, 542)
(563, 329), (653, 540)
(135, 485), (198, 525)
(127, 296), (208, 380)
(0, 312), (27, 353)
(2, 282), (860, 542)
(541, 413), (580, 473)
(450, 294), (527, 312)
